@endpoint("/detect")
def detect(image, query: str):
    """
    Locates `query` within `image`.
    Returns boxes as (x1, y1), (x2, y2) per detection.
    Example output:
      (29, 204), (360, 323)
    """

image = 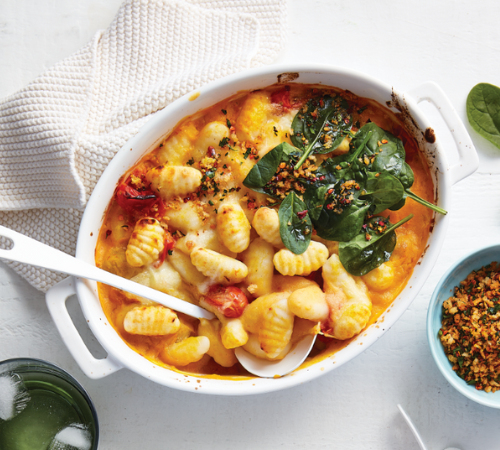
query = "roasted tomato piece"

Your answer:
(204, 285), (248, 318)
(271, 86), (292, 109)
(155, 230), (176, 268)
(116, 183), (157, 213)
